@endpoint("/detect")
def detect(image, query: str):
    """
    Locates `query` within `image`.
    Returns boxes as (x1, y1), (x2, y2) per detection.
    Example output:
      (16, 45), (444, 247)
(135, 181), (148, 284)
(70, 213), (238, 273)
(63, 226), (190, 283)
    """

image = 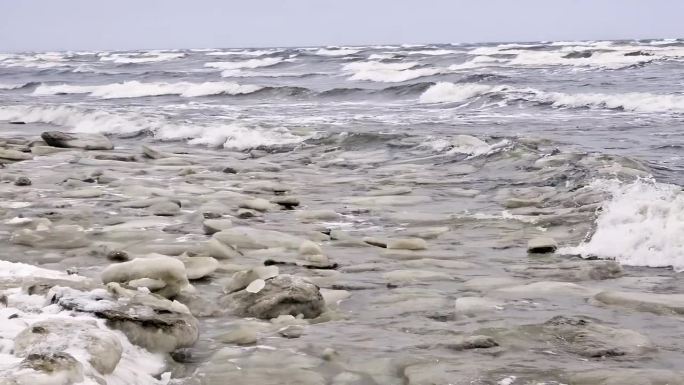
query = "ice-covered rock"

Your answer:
(101, 255), (190, 298)
(213, 226), (305, 250)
